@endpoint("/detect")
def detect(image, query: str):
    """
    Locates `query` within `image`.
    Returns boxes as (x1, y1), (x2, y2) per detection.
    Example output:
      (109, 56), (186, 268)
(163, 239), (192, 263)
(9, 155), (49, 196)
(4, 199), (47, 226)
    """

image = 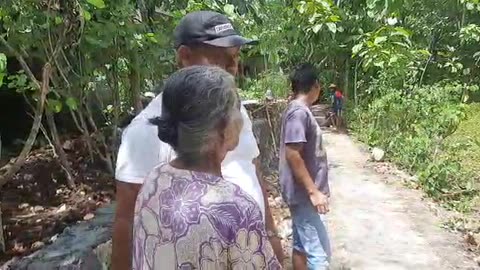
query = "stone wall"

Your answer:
(2, 101), (286, 270)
